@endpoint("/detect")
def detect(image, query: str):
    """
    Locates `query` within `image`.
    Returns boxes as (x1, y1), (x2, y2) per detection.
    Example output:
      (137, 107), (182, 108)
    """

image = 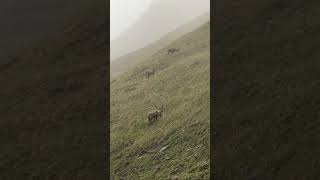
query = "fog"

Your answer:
(111, 0), (210, 60)
(111, 0), (152, 41)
